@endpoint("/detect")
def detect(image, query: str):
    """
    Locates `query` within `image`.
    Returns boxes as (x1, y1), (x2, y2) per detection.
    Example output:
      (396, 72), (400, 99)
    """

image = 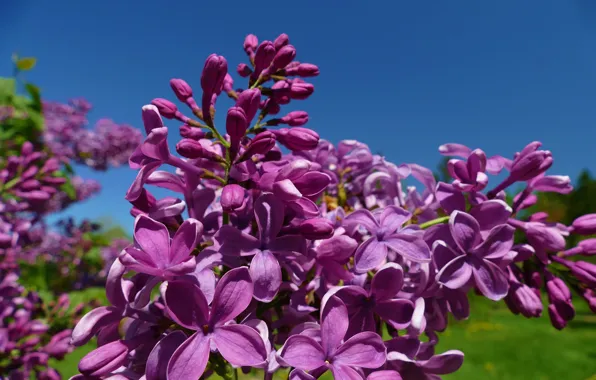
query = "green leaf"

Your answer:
(25, 83), (42, 112)
(0, 77), (16, 103)
(15, 57), (37, 71)
(60, 179), (77, 200)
